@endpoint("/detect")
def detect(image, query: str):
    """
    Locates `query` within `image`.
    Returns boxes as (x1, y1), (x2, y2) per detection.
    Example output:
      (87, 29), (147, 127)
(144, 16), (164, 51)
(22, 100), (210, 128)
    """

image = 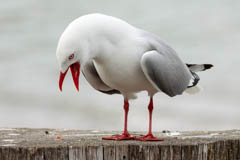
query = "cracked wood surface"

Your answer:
(0, 128), (239, 160)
